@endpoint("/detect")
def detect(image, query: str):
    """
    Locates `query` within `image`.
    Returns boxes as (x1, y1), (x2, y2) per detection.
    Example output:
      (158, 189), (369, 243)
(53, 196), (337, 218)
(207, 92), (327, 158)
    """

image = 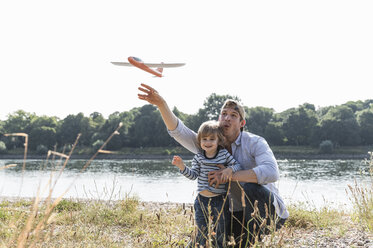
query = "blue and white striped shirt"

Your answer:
(180, 148), (241, 195)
